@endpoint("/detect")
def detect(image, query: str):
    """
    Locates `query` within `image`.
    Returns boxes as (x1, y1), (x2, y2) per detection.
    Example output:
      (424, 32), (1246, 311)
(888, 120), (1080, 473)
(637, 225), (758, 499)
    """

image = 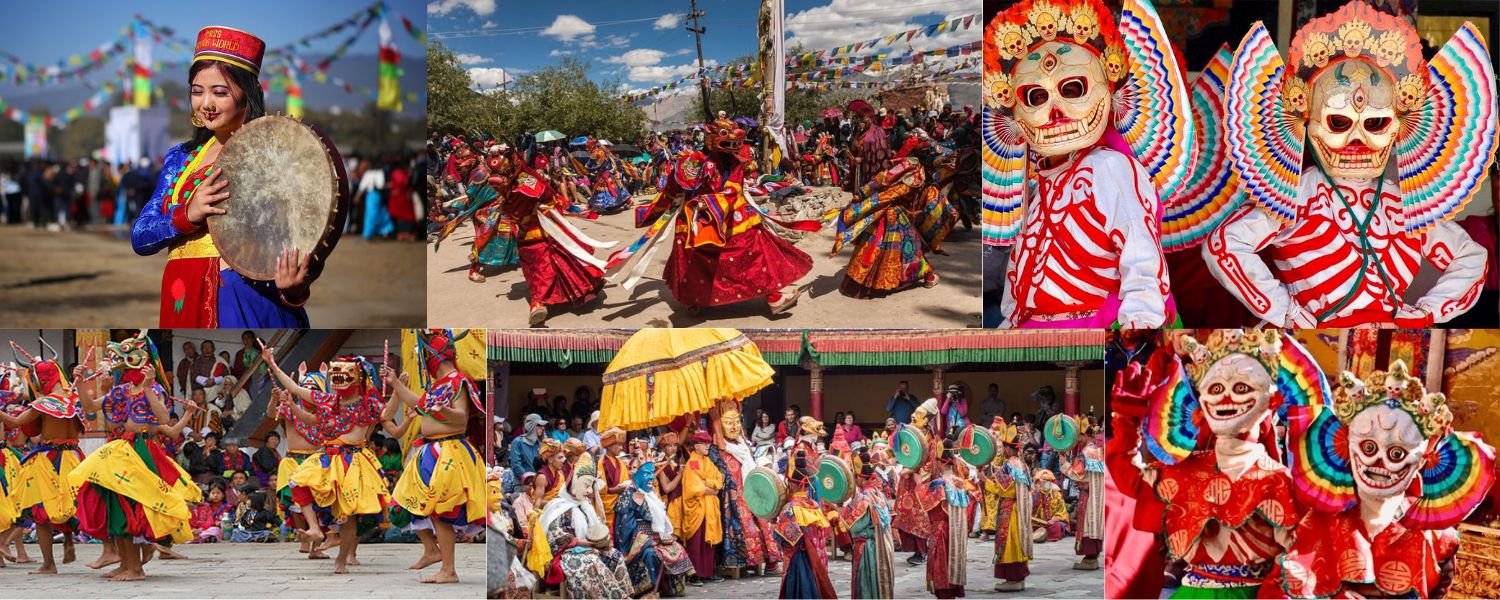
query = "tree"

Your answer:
(505, 57), (647, 141)
(427, 40), (493, 135)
